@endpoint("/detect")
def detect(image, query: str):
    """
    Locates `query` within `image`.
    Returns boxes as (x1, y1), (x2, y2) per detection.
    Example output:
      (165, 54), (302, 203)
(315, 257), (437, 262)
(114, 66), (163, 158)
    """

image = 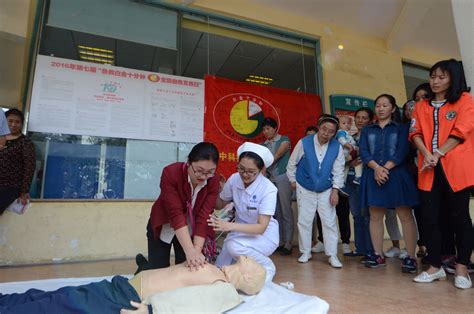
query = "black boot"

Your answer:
(134, 253), (148, 275)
